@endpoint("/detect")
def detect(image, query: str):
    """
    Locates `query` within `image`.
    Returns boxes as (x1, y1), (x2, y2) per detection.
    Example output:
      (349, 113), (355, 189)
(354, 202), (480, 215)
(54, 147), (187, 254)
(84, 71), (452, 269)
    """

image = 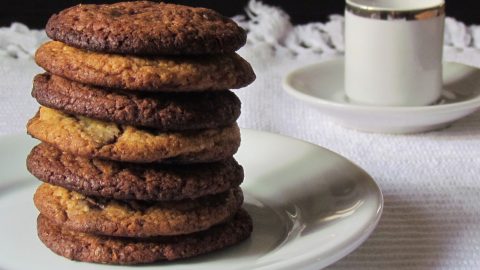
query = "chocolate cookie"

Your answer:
(27, 107), (240, 163)
(35, 41), (255, 92)
(34, 183), (244, 237)
(27, 143), (244, 201)
(45, 1), (247, 55)
(32, 73), (241, 131)
(37, 209), (252, 264)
